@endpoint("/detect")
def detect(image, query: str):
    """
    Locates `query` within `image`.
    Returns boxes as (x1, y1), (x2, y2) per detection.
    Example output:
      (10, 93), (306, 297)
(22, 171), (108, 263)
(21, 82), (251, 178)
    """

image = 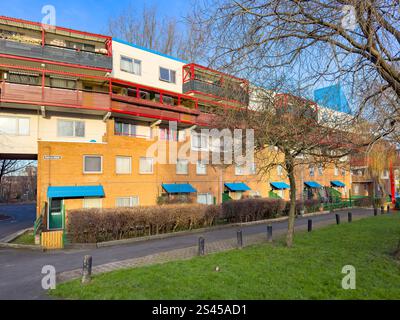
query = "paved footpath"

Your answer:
(0, 208), (375, 300)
